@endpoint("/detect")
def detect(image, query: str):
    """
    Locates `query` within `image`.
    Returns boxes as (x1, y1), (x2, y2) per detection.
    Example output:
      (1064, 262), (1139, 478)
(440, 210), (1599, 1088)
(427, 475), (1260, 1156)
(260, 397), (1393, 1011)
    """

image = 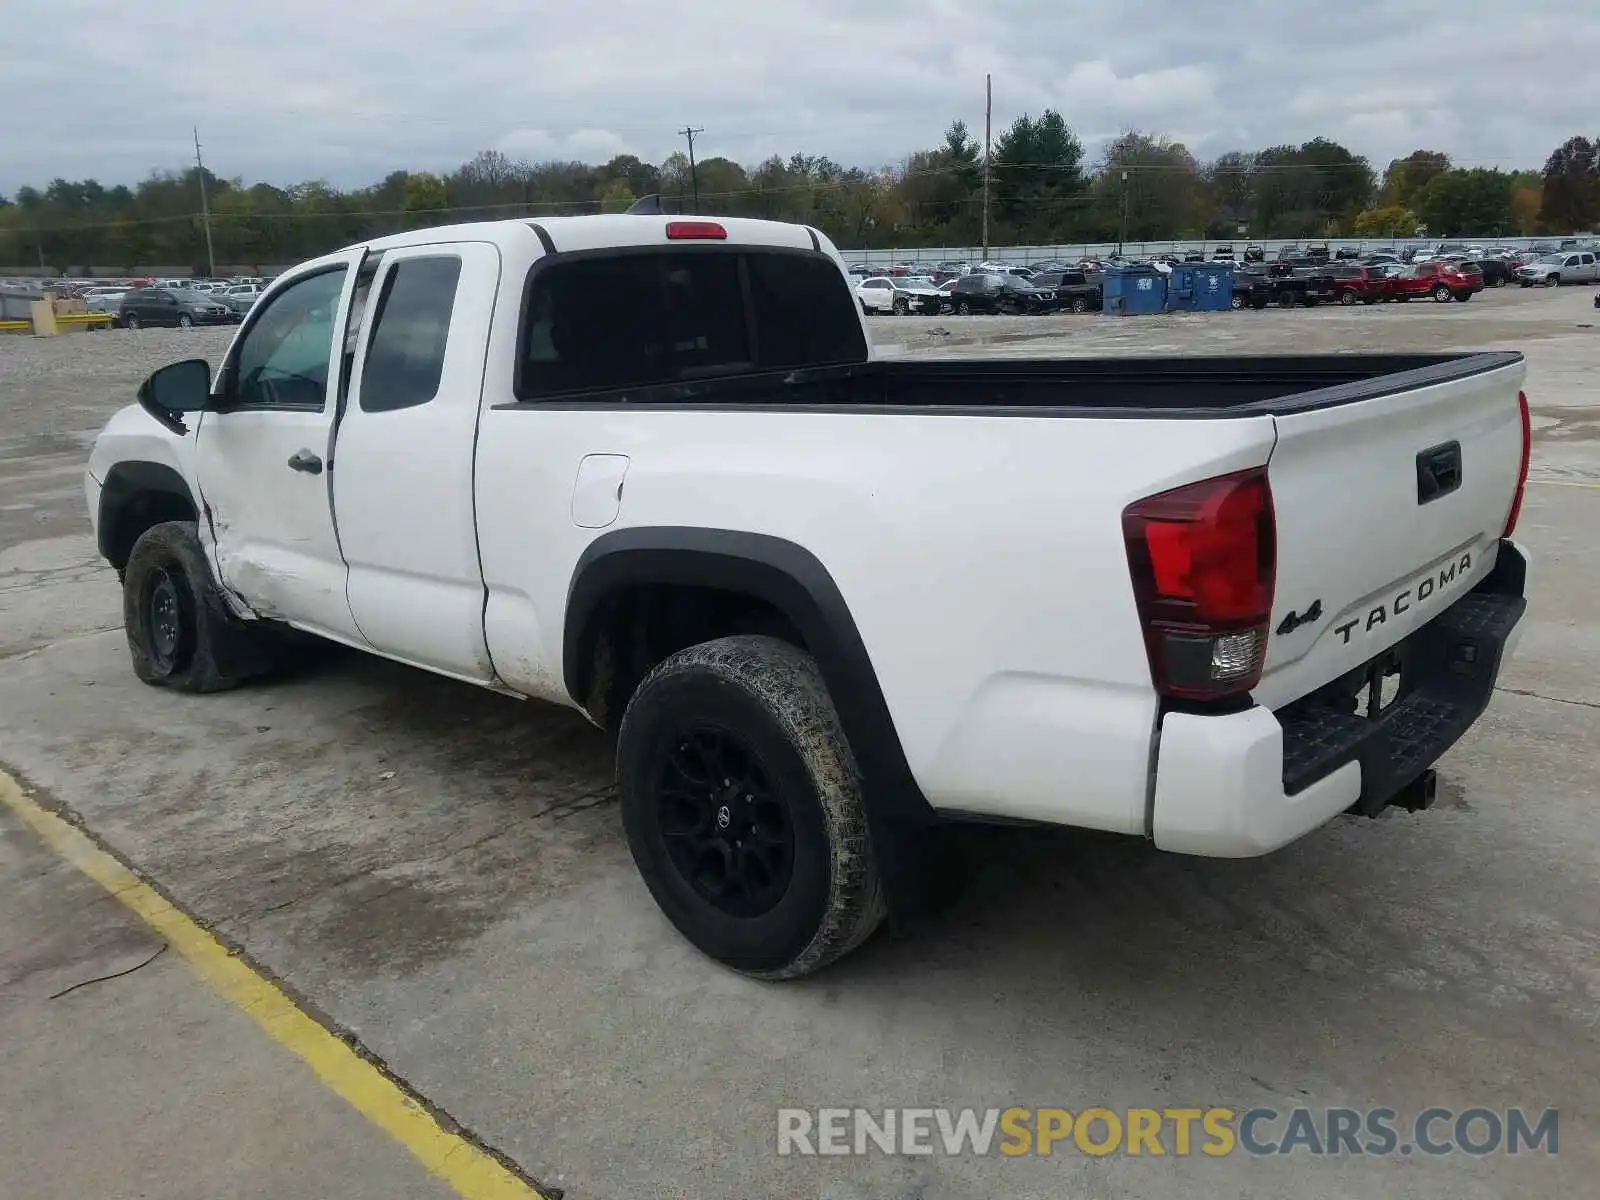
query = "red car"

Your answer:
(1389, 260), (1484, 303)
(1325, 264), (1393, 305)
